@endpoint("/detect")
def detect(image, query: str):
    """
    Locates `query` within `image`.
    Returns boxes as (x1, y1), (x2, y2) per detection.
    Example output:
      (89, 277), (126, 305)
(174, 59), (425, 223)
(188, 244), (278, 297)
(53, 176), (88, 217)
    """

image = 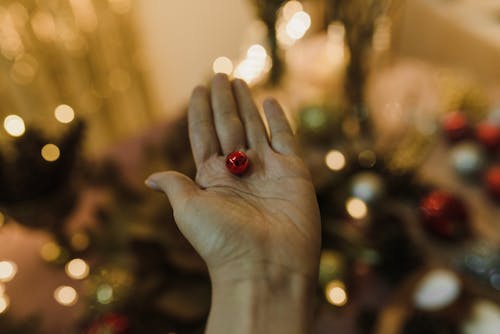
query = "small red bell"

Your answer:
(225, 151), (249, 175)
